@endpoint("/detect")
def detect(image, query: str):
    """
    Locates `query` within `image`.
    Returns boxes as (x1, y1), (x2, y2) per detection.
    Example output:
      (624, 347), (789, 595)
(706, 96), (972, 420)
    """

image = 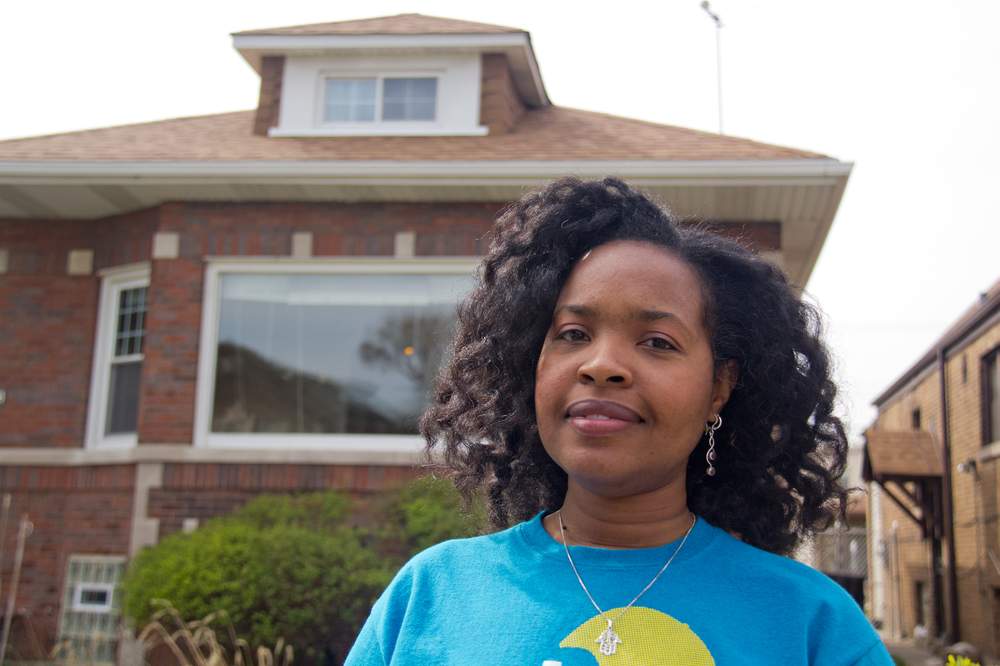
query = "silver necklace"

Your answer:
(556, 510), (696, 657)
